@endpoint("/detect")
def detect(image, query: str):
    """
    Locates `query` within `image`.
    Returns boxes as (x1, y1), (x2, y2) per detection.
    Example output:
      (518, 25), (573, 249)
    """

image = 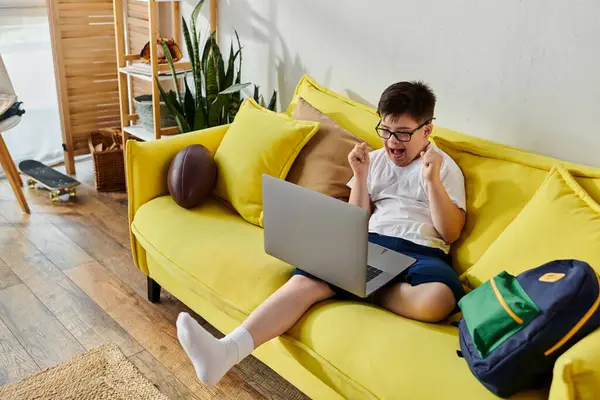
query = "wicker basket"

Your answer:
(88, 128), (126, 192)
